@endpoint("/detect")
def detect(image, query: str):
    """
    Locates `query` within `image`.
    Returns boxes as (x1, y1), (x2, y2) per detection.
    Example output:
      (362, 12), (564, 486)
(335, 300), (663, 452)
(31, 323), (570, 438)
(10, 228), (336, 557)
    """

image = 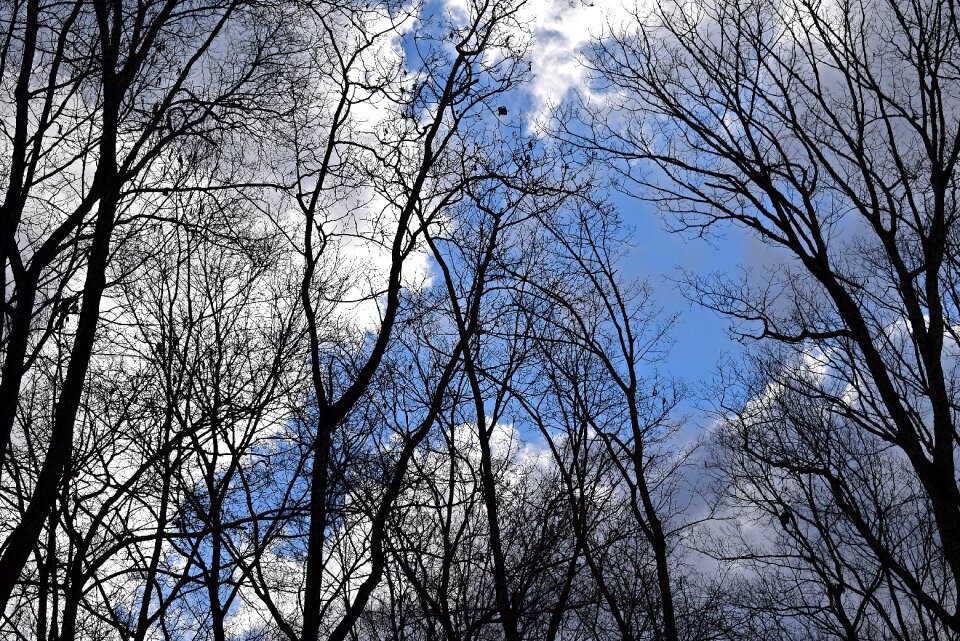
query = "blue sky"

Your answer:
(398, 0), (758, 431)
(614, 192), (745, 428)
